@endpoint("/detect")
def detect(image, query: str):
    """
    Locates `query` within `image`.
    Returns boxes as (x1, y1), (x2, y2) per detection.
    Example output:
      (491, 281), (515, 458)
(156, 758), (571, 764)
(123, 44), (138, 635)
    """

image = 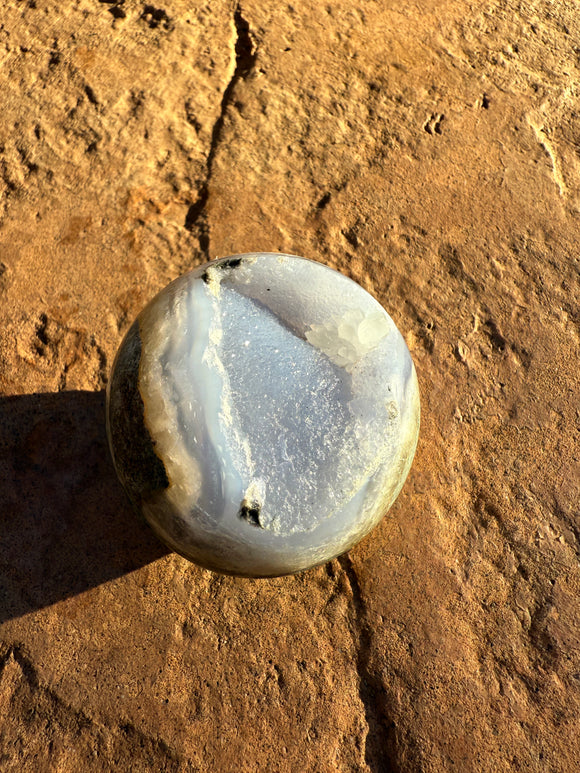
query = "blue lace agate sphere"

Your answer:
(106, 253), (420, 577)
